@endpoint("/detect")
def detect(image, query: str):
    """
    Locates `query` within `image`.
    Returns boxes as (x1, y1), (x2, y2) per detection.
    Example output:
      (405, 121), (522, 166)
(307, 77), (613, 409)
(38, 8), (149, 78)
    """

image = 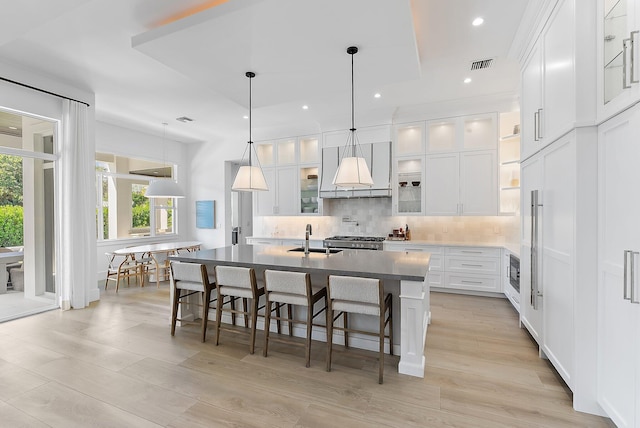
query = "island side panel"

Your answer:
(398, 276), (429, 378)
